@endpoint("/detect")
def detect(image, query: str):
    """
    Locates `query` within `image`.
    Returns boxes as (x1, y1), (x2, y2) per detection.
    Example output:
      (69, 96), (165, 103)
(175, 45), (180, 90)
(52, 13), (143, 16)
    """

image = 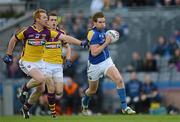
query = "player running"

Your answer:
(81, 12), (136, 115)
(20, 12), (72, 118)
(3, 9), (87, 119)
